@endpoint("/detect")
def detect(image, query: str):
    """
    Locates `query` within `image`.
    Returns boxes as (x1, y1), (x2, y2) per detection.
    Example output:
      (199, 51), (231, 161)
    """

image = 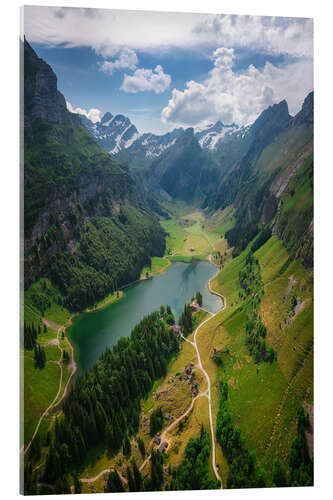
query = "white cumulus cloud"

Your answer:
(23, 7), (313, 60)
(121, 65), (171, 94)
(66, 101), (102, 123)
(161, 47), (313, 128)
(194, 14), (313, 59)
(99, 48), (138, 75)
